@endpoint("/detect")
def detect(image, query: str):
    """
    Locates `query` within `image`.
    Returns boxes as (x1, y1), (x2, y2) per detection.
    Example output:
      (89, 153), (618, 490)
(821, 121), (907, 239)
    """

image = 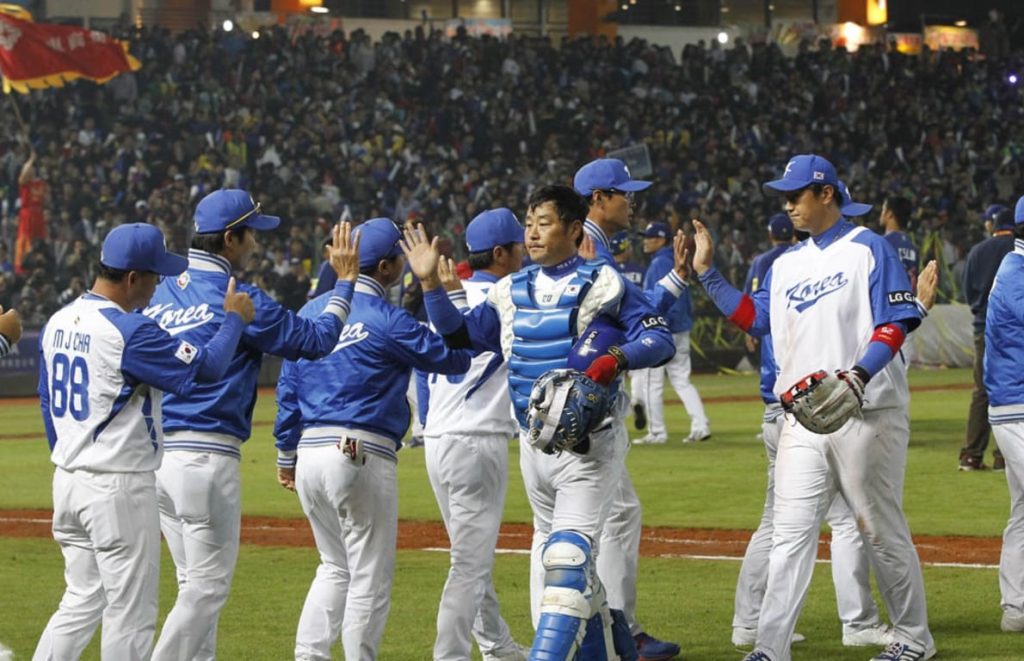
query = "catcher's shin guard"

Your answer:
(579, 607), (620, 661)
(529, 531), (594, 661)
